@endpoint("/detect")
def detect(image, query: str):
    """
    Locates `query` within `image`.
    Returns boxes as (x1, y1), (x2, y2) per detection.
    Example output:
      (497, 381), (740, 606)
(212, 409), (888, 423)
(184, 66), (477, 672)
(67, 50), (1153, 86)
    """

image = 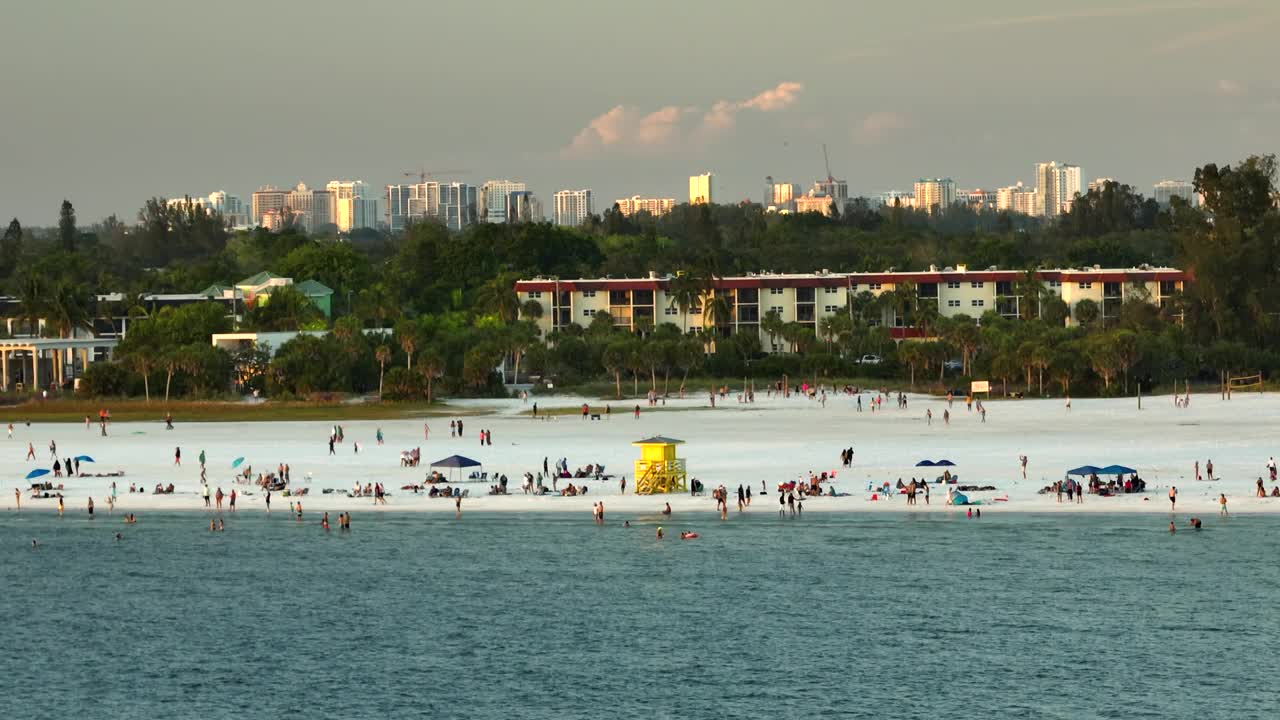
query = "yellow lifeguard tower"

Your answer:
(632, 436), (688, 495)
